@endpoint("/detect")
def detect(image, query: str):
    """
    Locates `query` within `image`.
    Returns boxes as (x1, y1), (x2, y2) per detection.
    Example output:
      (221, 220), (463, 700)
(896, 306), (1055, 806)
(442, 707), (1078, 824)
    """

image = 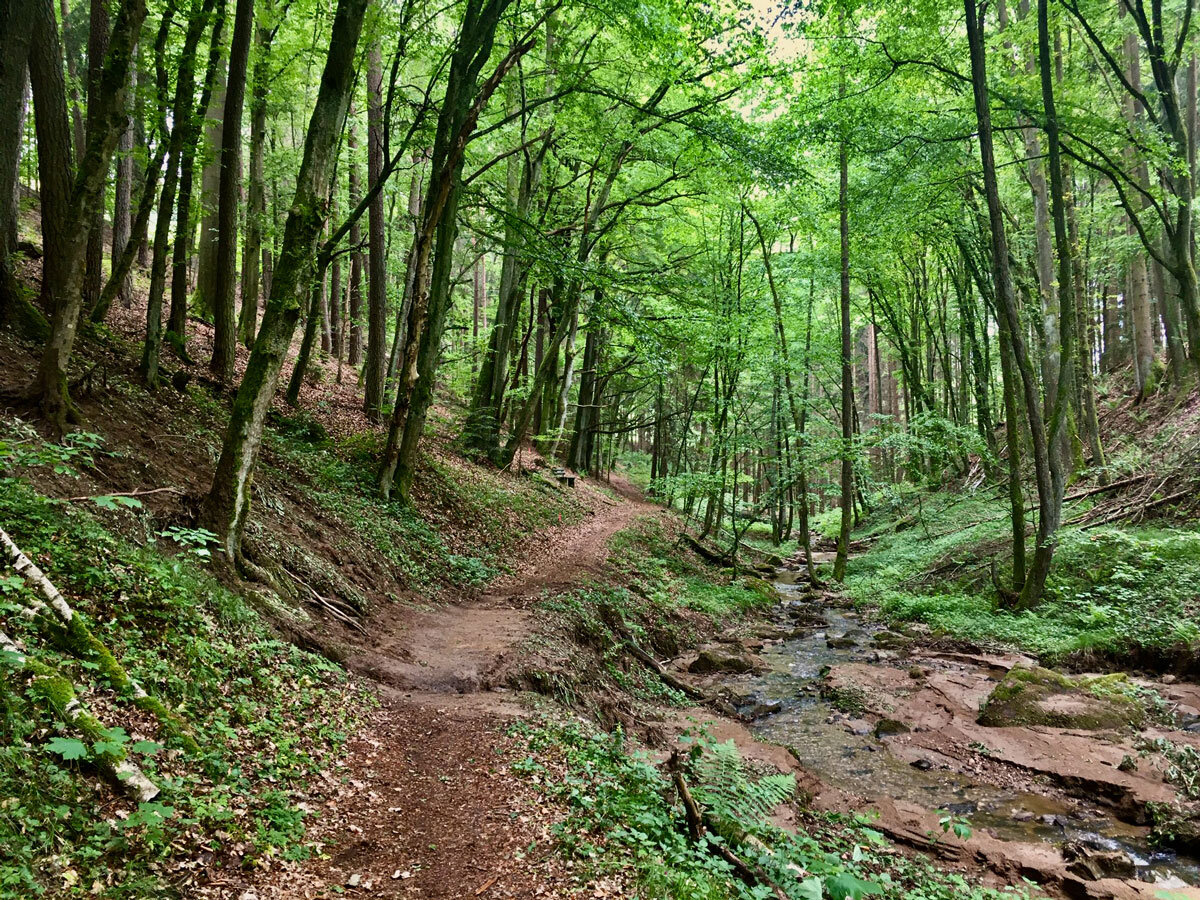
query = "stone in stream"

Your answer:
(1061, 841), (1136, 881)
(689, 648), (767, 675)
(874, 718), (910, 738)
(871, 630), (911, 650)
(826, 635), (858, 650)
